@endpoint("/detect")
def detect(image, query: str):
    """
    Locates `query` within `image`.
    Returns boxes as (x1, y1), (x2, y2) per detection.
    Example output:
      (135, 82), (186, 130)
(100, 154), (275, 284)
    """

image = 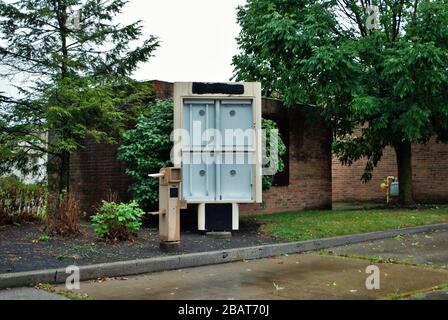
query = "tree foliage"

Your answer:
(0, 0), (159, 194)
(233, 0), (448, 204)
(262, 118), (287, 190)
